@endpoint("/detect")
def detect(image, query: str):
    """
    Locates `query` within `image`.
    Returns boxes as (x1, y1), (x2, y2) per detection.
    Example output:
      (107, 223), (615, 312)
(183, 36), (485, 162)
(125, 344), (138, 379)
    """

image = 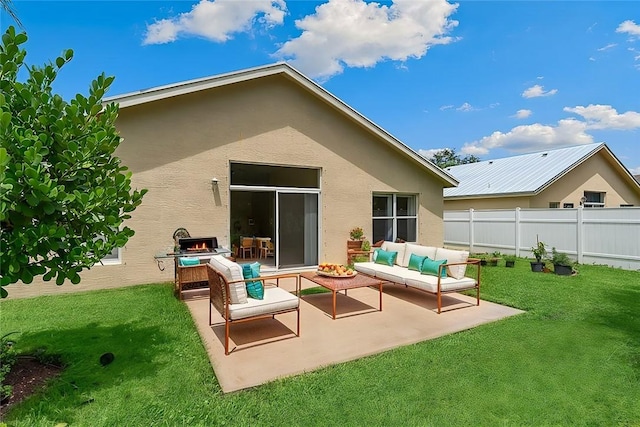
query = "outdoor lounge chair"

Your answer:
(206, 258), (301, 355)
